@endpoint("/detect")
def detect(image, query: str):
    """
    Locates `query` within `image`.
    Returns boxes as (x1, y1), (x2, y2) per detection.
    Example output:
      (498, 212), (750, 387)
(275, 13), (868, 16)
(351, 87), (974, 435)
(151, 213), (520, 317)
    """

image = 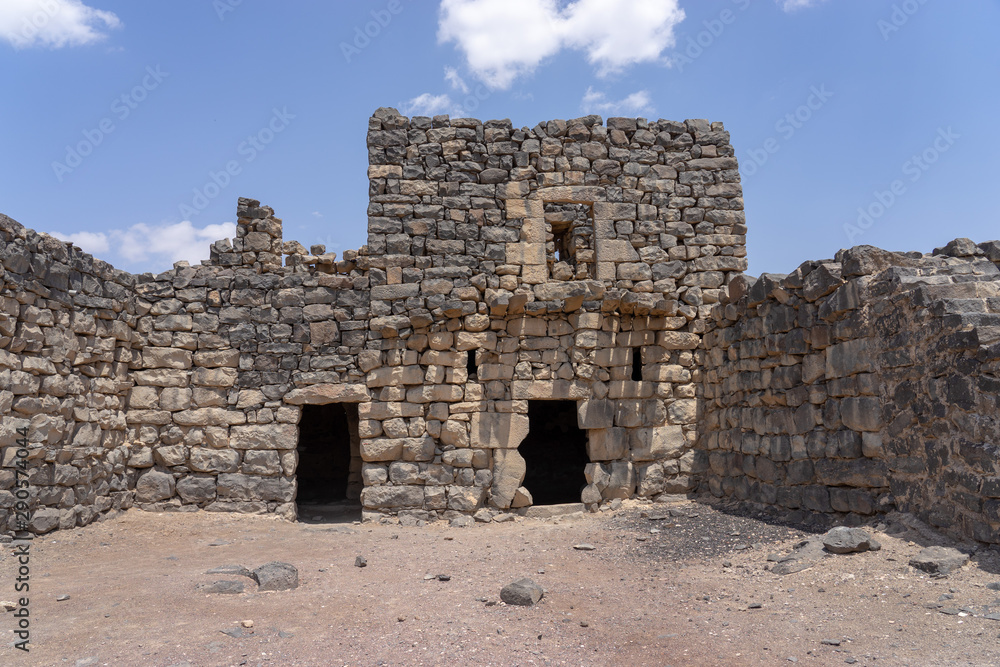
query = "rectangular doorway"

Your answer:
(519, 400), (589, 505)
(296, 403), (361, 522)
